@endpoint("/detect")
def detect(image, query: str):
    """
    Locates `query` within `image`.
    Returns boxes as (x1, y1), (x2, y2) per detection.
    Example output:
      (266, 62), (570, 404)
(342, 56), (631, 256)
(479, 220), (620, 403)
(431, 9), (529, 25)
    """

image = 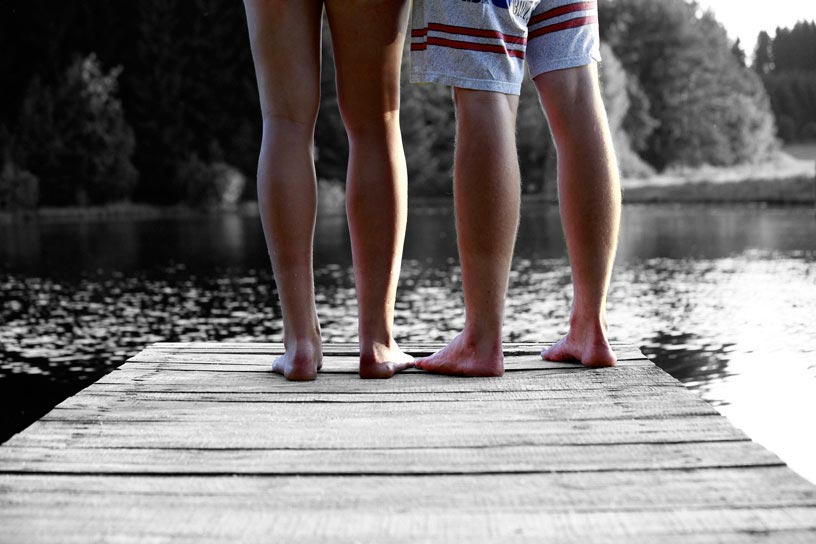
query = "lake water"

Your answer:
(1, 203), (815, 482)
